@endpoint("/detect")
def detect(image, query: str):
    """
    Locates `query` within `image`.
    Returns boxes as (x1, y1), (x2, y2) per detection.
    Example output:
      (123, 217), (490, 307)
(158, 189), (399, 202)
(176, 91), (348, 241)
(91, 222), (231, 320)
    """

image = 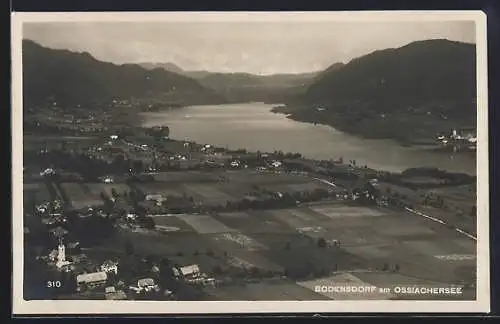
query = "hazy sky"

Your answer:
(23, 20), (475, 75)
